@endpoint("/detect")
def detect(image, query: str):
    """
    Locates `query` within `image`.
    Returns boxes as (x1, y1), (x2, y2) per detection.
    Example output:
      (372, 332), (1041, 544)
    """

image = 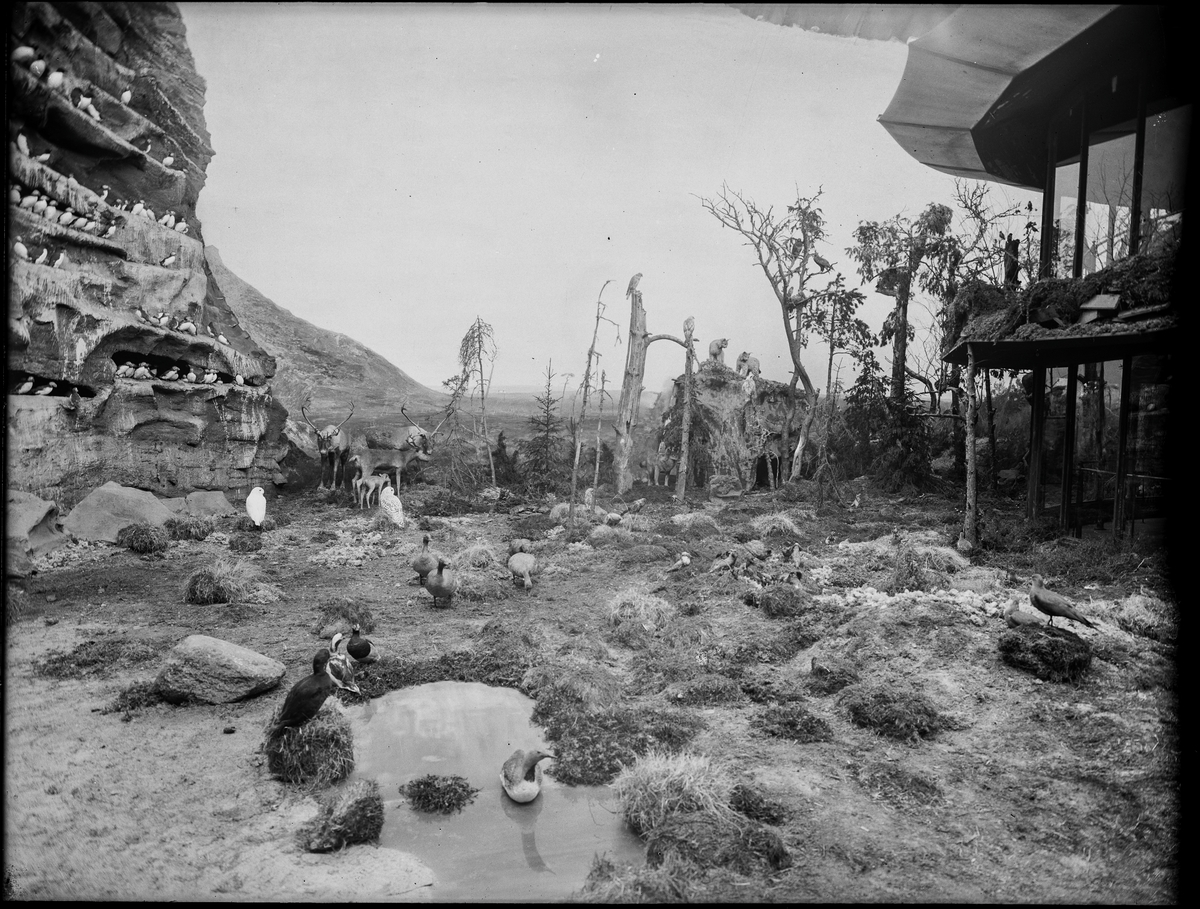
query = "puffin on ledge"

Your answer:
(266, 648), (360, 742)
